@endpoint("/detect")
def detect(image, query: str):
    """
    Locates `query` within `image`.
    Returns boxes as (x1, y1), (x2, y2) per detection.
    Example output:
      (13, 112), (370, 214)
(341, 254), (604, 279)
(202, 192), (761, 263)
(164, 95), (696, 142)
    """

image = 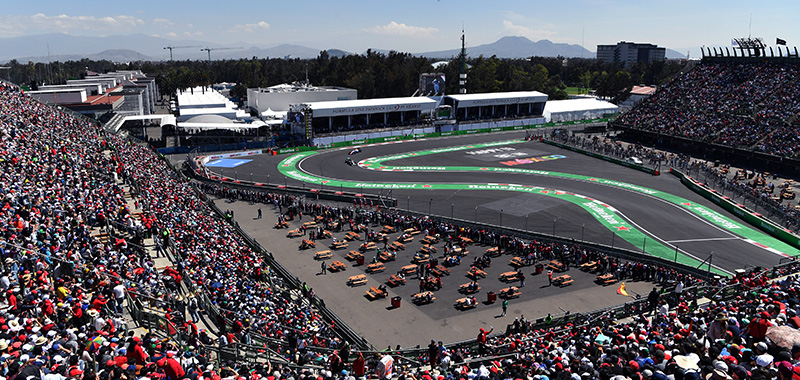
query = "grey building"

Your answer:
(597, 42), (665, 66)
(247, 82), (357, 116)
